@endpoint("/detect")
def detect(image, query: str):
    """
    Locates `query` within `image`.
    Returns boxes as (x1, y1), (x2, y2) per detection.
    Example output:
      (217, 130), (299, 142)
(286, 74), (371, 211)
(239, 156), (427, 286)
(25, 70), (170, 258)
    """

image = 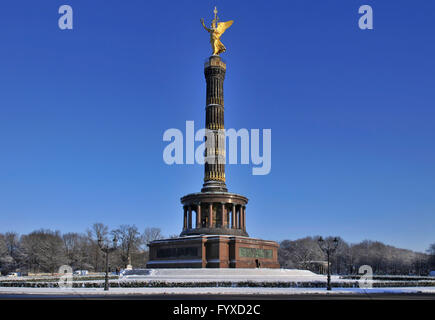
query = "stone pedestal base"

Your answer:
(147, 235), (280, 269)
